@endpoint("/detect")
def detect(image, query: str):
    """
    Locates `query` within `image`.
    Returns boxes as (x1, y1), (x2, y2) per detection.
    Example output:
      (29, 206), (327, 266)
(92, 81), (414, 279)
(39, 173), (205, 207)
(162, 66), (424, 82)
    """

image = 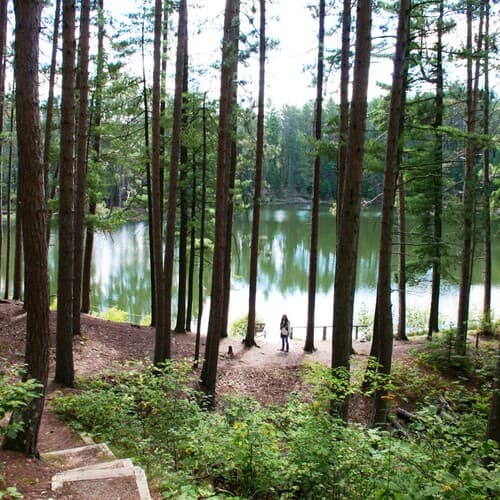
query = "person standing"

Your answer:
(280, 314), (290, 352)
